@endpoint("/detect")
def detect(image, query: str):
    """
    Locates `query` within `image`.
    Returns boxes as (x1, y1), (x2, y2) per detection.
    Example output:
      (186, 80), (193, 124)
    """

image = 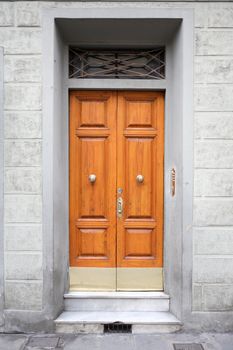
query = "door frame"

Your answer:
(42, 7), (194, 329)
